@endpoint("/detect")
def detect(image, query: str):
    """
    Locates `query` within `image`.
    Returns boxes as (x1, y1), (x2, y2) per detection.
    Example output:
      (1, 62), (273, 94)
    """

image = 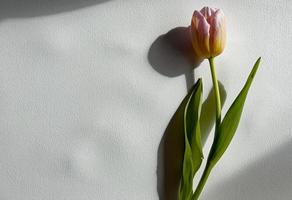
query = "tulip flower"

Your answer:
(190, 6), (226, 59)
